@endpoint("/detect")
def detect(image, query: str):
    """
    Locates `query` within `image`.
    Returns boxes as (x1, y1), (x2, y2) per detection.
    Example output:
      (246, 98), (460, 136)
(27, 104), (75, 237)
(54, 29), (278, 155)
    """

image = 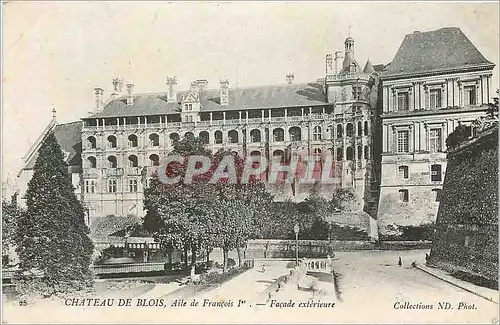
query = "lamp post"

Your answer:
(294, 223), (300, 266)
